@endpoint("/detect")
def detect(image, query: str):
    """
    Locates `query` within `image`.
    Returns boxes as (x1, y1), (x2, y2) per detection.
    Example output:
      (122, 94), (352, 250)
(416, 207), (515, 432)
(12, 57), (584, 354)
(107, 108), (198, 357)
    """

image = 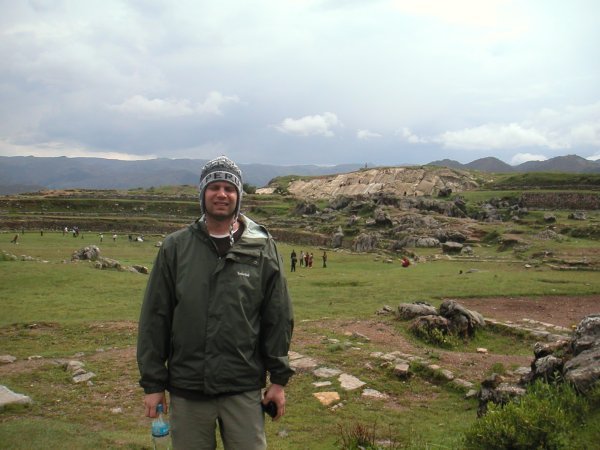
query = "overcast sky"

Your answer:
(1, 0), (599, 166)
